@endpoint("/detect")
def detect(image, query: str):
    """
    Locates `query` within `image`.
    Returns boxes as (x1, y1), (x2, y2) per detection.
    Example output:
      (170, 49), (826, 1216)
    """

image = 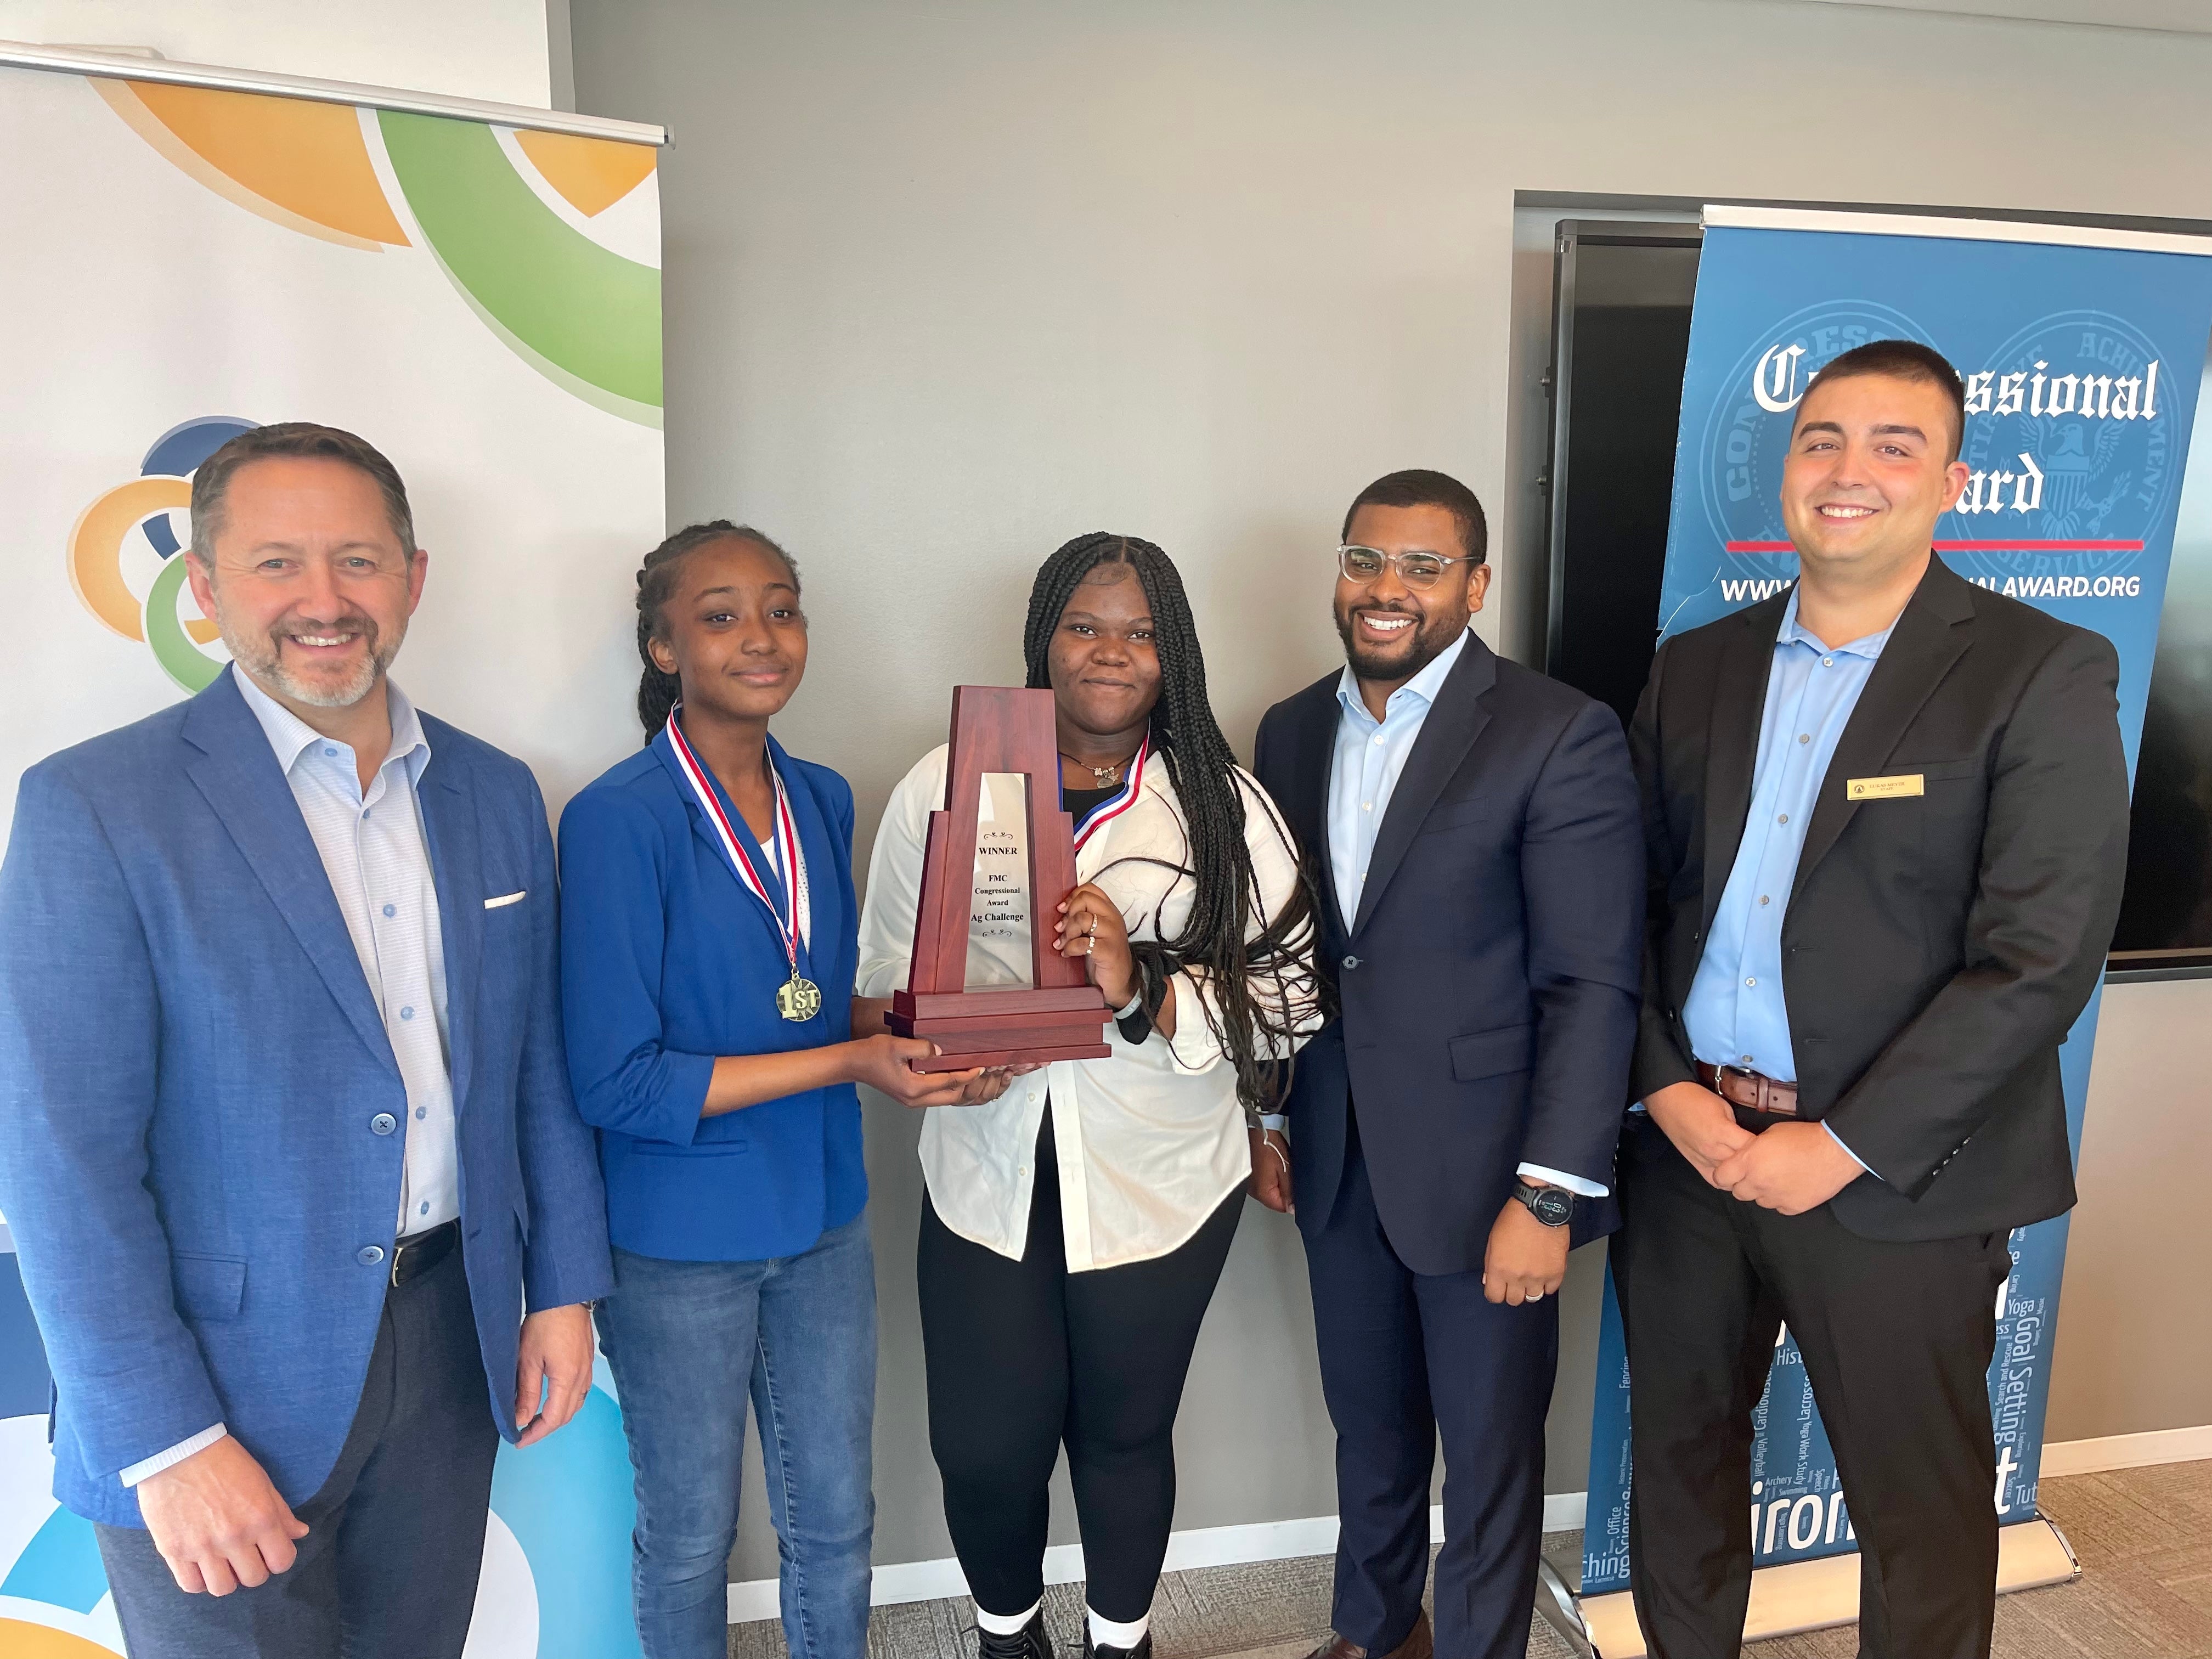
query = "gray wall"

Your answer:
(568, 0), (2212, 1579)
